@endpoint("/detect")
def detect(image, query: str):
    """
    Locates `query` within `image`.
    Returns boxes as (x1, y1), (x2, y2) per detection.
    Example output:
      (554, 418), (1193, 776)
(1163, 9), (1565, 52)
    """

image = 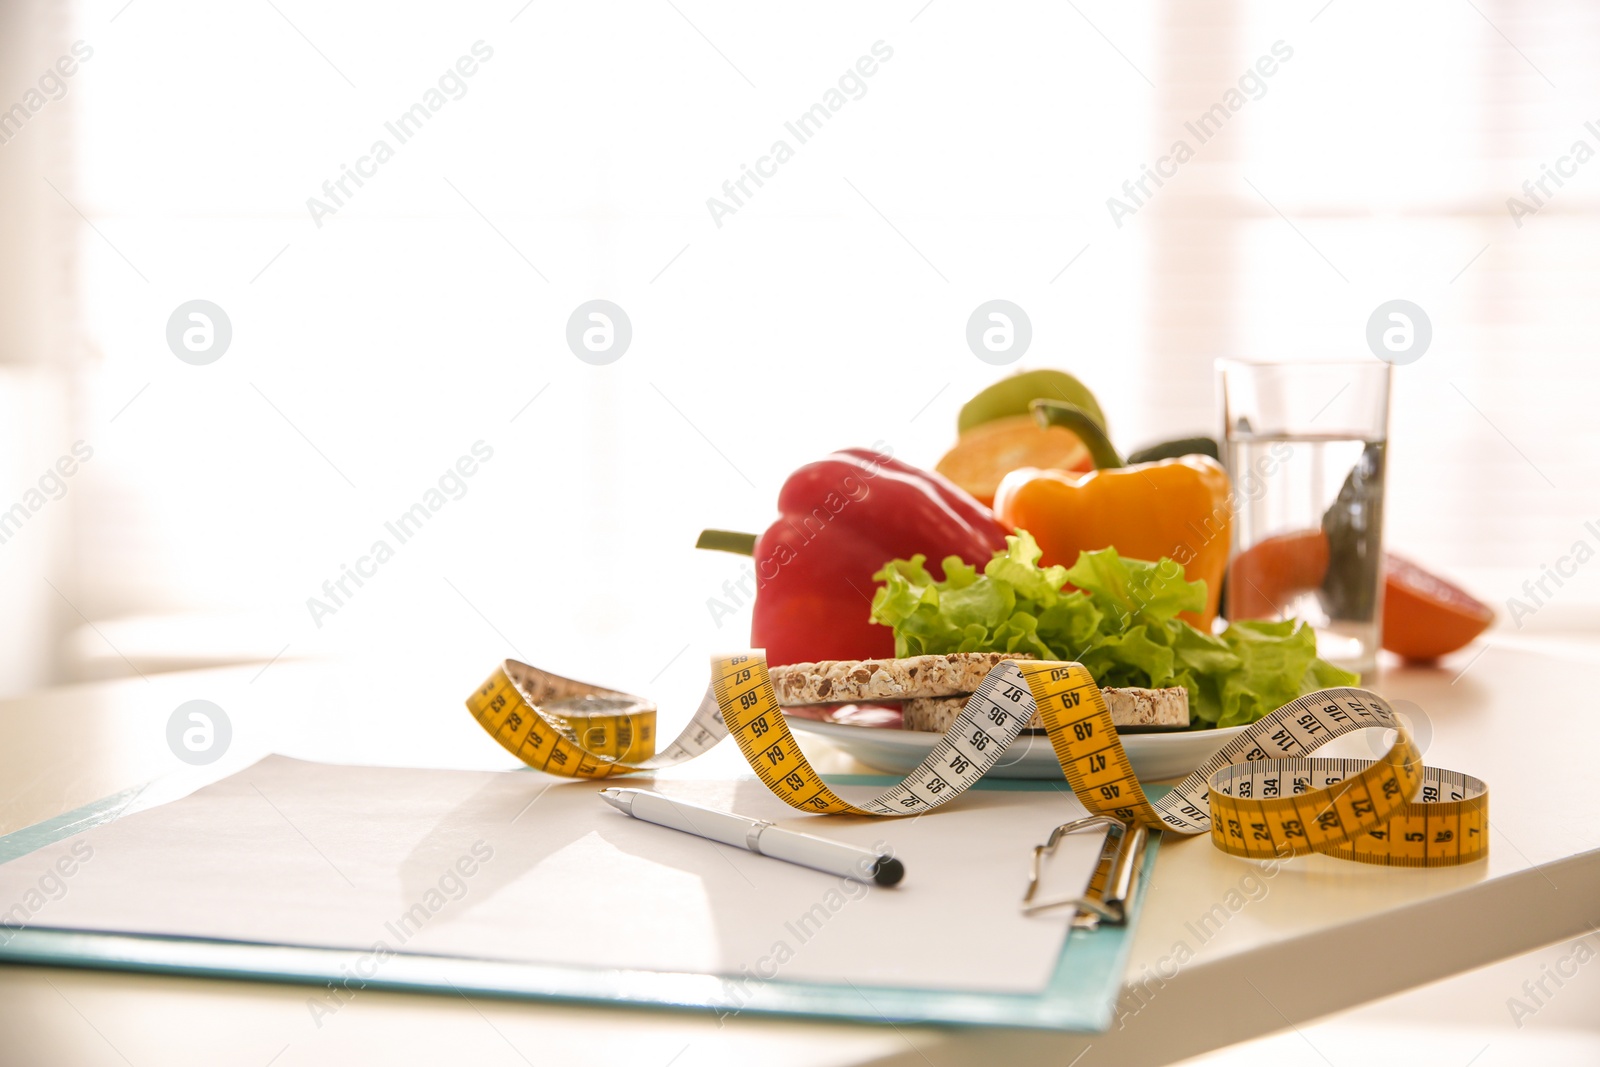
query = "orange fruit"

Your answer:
(1227, 529), (1330, 620)
(934, 415), (1092, 507)
(1382, 554), (1494, 661)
